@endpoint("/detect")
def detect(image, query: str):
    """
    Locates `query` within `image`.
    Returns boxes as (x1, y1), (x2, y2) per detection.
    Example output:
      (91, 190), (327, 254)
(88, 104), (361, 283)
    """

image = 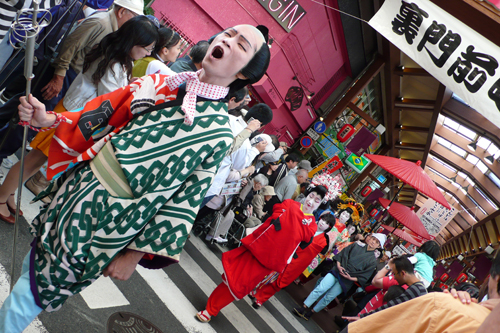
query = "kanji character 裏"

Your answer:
(392, 2), (429, 45)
